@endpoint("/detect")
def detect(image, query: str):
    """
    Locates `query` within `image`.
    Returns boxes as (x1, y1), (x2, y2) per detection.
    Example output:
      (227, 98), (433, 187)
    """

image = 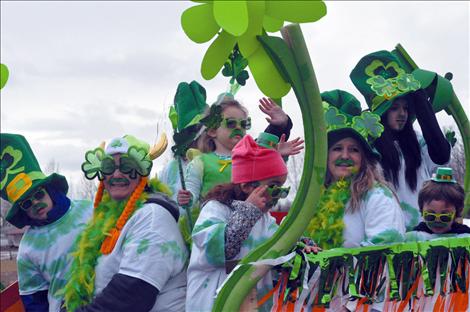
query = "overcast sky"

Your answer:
(1, 1), (469, 195)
